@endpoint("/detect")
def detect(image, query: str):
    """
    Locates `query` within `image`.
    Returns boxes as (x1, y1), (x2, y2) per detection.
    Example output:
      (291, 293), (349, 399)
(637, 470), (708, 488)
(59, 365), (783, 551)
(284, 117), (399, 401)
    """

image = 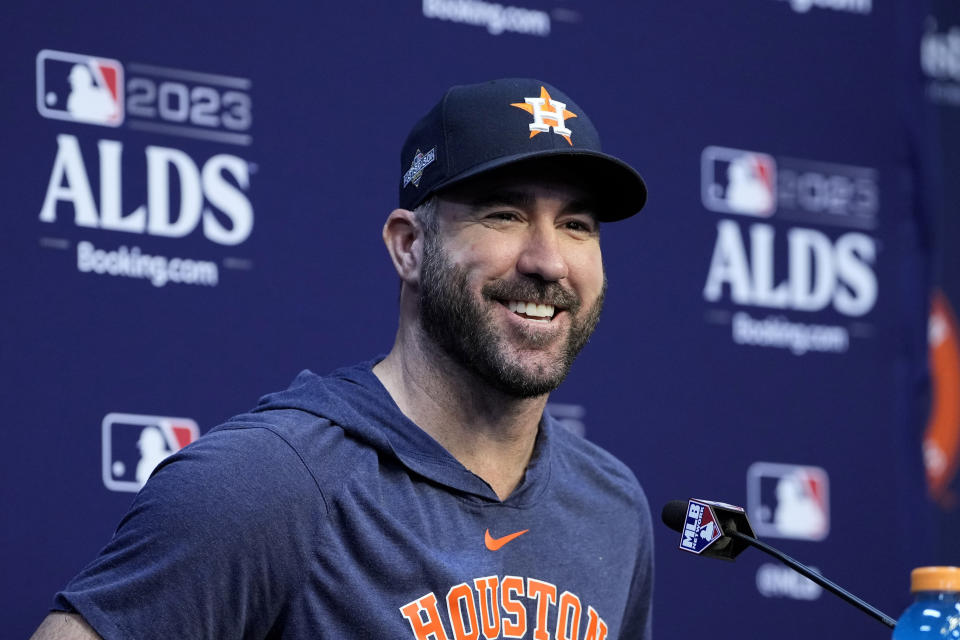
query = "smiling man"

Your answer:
(33, 78), (653, 640)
